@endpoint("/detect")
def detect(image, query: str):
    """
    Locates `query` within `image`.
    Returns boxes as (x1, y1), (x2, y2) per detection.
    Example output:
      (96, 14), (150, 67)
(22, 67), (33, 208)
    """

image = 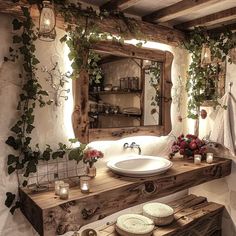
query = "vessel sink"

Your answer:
(107, 155), (172, 177)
